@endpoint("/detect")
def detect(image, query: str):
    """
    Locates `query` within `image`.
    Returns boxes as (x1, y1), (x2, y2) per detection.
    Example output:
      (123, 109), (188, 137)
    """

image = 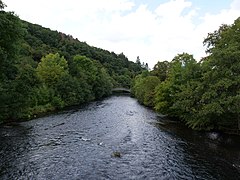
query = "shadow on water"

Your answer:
(0, 123), (34, 178)
(152, 118), (240, 177)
